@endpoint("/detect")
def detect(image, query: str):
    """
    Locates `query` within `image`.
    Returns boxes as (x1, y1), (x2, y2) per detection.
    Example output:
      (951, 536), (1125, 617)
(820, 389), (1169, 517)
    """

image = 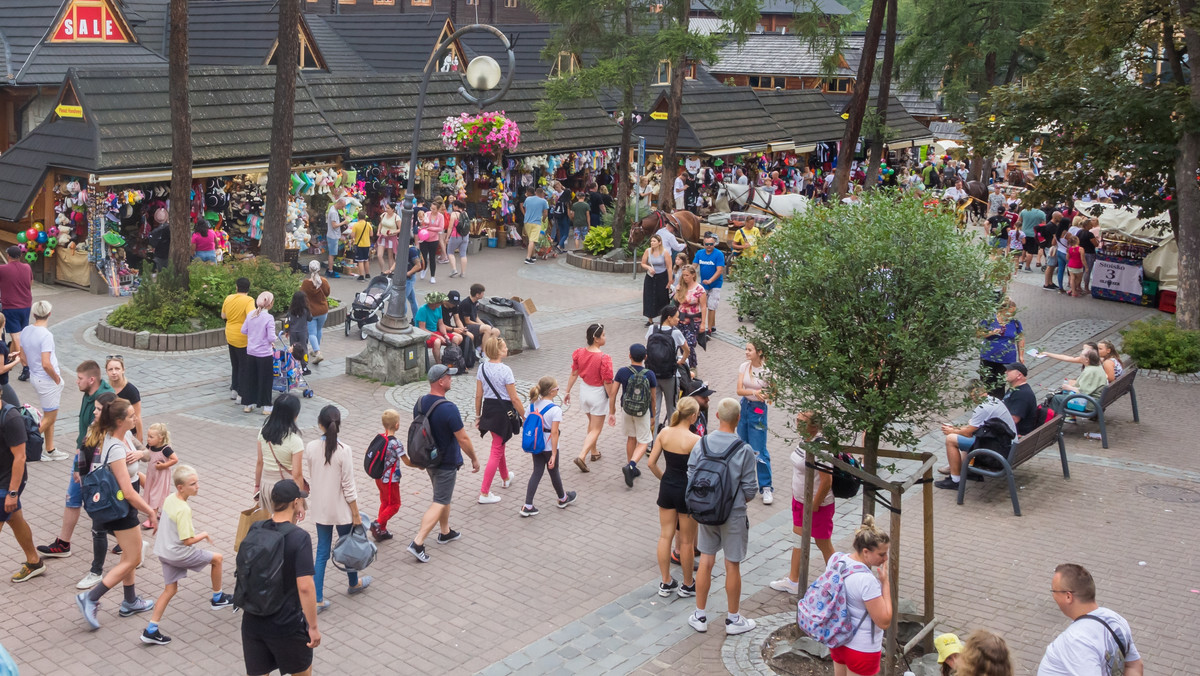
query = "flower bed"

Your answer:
(97, 304), (346, 352)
